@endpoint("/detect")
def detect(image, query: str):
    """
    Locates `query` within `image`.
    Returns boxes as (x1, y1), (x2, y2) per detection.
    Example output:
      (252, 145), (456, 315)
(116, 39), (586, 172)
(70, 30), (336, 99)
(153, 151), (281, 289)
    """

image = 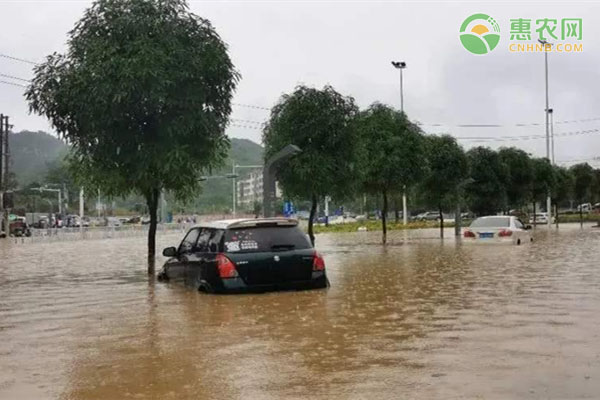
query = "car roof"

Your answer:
(191, 217), (299, 230)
